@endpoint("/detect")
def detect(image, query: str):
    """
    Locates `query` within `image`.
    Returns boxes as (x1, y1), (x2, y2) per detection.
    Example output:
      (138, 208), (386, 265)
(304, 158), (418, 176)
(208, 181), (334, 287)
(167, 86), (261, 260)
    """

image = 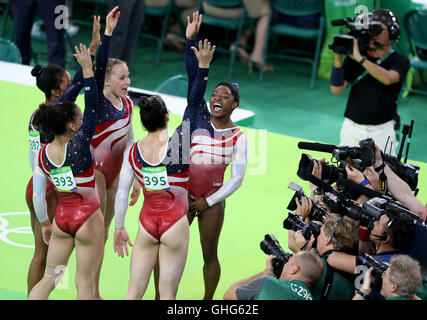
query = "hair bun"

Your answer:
(31, 64), (44, 77)
(138, 96), (152, 112)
